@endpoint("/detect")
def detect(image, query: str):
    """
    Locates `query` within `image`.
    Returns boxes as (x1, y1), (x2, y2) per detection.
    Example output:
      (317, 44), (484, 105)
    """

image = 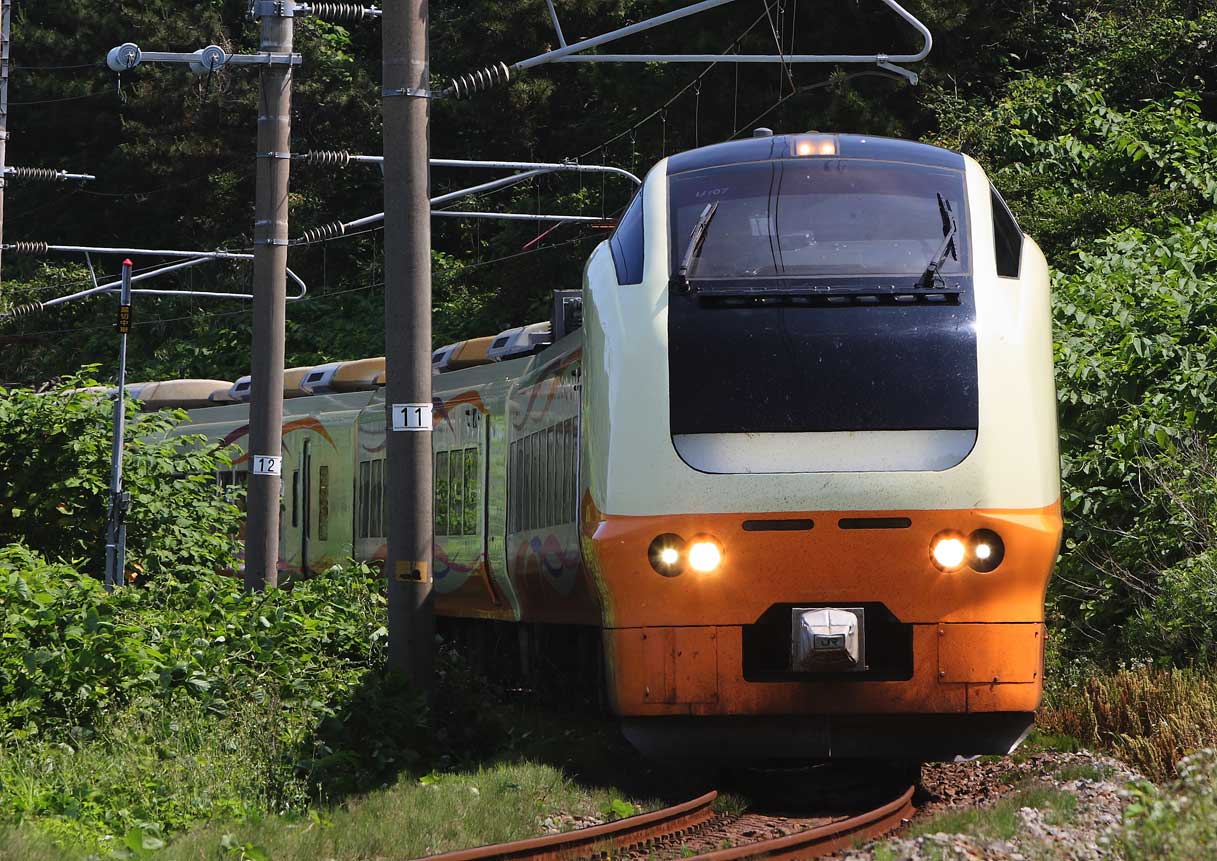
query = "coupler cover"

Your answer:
(791, 607), (867, 672)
